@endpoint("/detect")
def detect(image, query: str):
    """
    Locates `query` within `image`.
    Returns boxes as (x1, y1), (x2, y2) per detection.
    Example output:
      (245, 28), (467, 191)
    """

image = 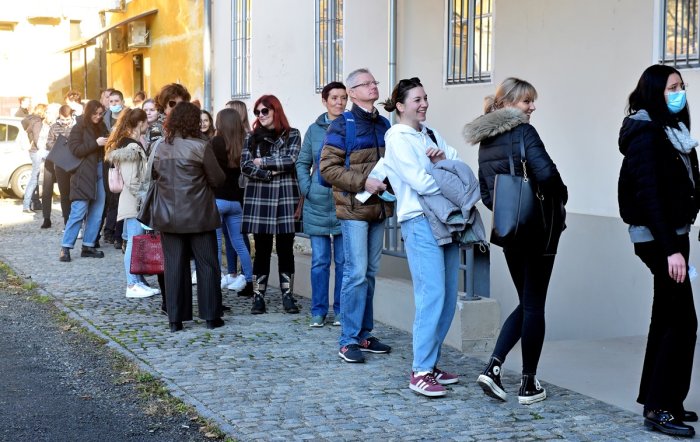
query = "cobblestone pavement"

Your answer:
(0, 200), (672, 441)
